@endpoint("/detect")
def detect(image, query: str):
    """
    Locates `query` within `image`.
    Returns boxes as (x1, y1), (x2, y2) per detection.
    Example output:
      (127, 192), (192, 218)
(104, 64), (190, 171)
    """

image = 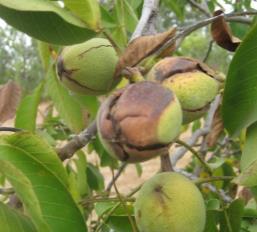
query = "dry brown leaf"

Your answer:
(211, 10), (241, 52)
(114, 28), (176, 77)
(0, 81), (22, 123)
(237, 187), (253, 203)
(206, 106), (224, 147)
